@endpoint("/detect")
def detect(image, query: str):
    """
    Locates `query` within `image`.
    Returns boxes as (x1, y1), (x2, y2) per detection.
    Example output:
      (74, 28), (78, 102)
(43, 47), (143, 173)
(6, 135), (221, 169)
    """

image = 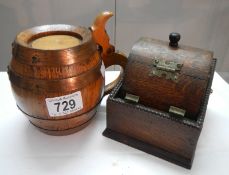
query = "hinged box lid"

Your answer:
(122, 33), (214, 120)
